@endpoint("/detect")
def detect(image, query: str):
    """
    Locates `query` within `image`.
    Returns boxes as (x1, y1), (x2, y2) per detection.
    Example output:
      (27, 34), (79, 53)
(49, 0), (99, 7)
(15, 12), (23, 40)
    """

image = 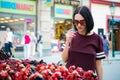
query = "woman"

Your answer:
(22, 30), (31, 59)
(103, 35), (110, 64)
(62, 6), (105, 80)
